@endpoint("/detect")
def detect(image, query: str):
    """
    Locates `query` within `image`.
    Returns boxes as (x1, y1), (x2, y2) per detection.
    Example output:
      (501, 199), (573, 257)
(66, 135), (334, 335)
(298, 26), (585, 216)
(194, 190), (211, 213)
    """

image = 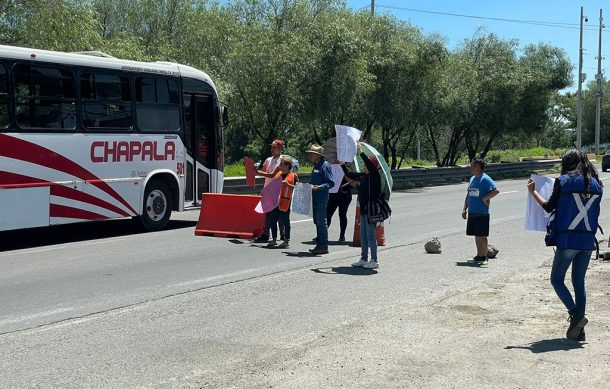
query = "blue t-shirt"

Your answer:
(467, 173), (497, 214)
